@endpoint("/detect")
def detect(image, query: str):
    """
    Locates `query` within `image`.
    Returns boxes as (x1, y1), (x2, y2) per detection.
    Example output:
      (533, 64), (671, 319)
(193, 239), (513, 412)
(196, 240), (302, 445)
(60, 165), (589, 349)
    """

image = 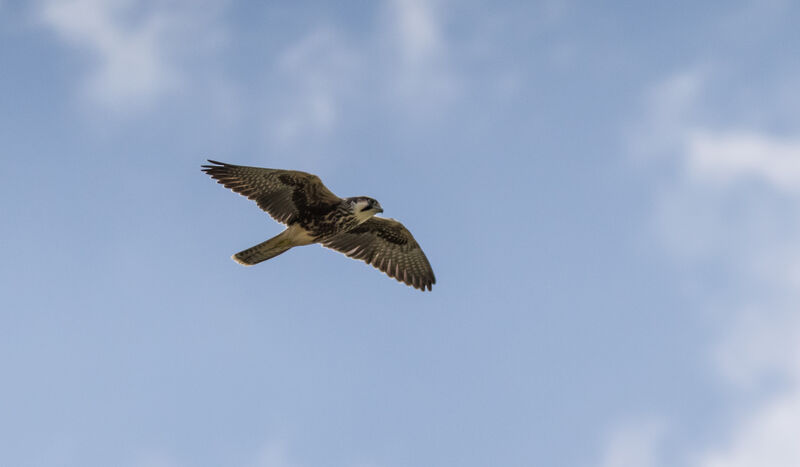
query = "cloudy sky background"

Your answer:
(2, 1), (799, 466)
